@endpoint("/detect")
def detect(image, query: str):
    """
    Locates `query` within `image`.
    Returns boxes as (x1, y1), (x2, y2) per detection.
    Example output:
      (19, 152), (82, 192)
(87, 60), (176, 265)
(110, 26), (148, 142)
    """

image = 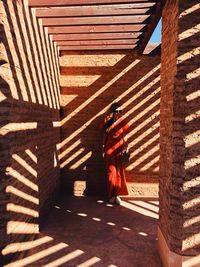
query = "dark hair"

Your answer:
(110, 102), (121, 113)
(103, 102), (122, 131)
